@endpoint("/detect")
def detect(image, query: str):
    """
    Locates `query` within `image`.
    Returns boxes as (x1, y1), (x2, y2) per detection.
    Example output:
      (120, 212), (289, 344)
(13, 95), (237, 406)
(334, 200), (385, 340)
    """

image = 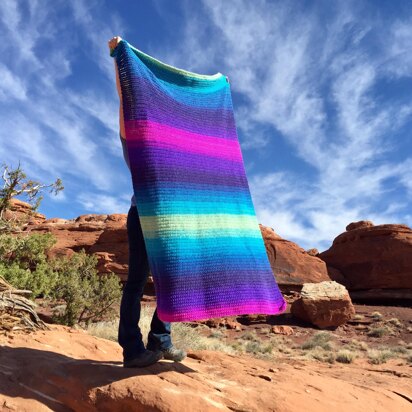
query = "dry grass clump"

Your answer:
(84, 319), (119, 341)
(386, 317), (402, 328)
(347, 339), (369, 351)
(85, 305), (153, 343)
(243, 340), (275, 355)
(336, 349), (357, 364)
(231, 331), (293, 359)
(370, 311), (383, 321)
(367, 348), (396, 364)
(208, 329), (225, 339)
(299, 331), (337, 363)
(301, 331), (335, 351)
(305, 347), (336, 363)
(366, 326), (392, 337)
(239, 330), (260, 341)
